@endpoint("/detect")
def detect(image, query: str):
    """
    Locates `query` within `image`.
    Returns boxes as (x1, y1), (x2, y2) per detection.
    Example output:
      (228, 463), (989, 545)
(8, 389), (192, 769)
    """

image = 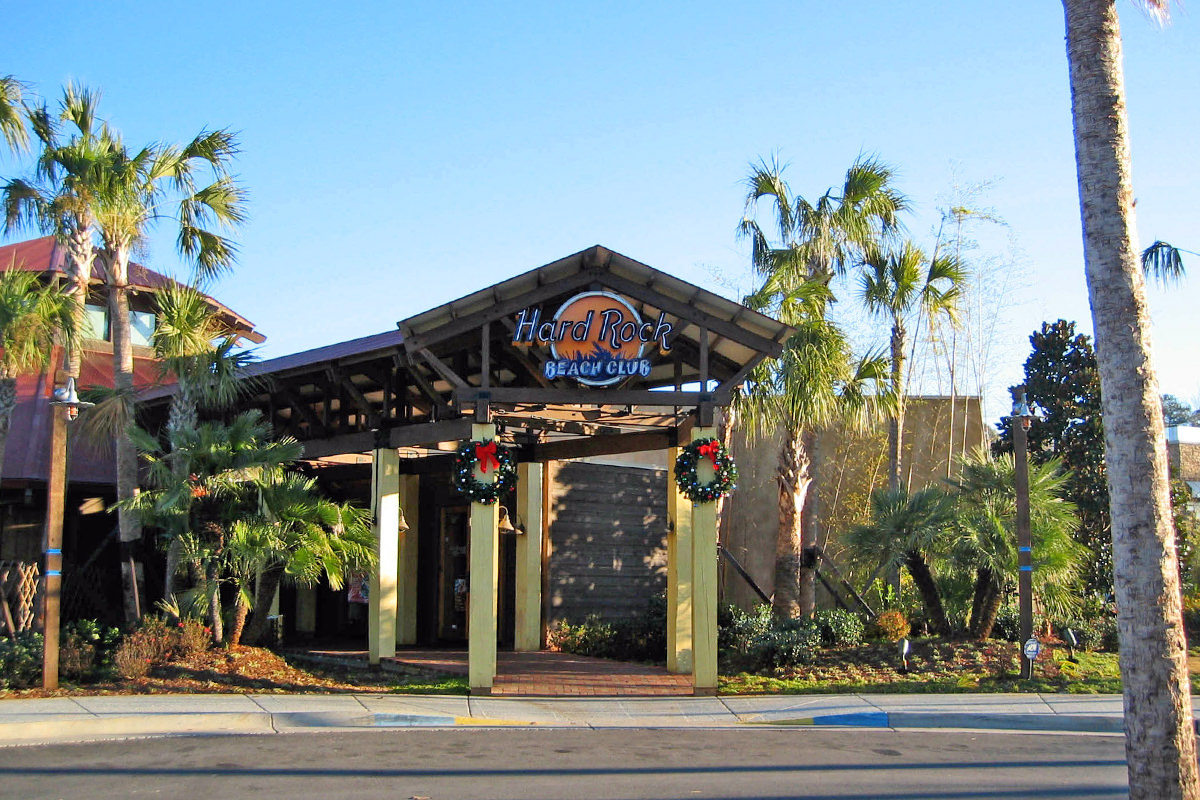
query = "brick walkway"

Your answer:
(300, 646), (694, 696)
